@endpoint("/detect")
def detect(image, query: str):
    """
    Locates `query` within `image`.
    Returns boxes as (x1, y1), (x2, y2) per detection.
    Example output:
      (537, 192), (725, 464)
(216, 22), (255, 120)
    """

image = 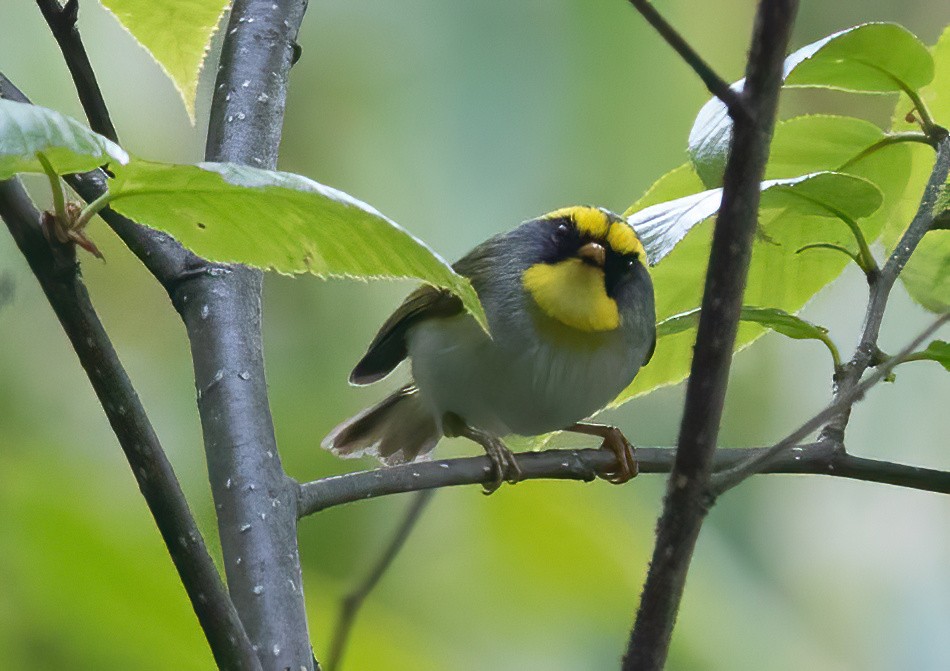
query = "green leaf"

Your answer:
(613, 115), (912, 405)
(905, 340), (950, 372)
(98, 0), (231, 123)
(783, 23), (934, 93)
(657, 306), (840, 367)
(629, 171), (882, 265)
(106, 160), (487, 328)
(0, 99), (128, 180)
(689, 23), (934, 187)
(887, 26), (950, 313)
